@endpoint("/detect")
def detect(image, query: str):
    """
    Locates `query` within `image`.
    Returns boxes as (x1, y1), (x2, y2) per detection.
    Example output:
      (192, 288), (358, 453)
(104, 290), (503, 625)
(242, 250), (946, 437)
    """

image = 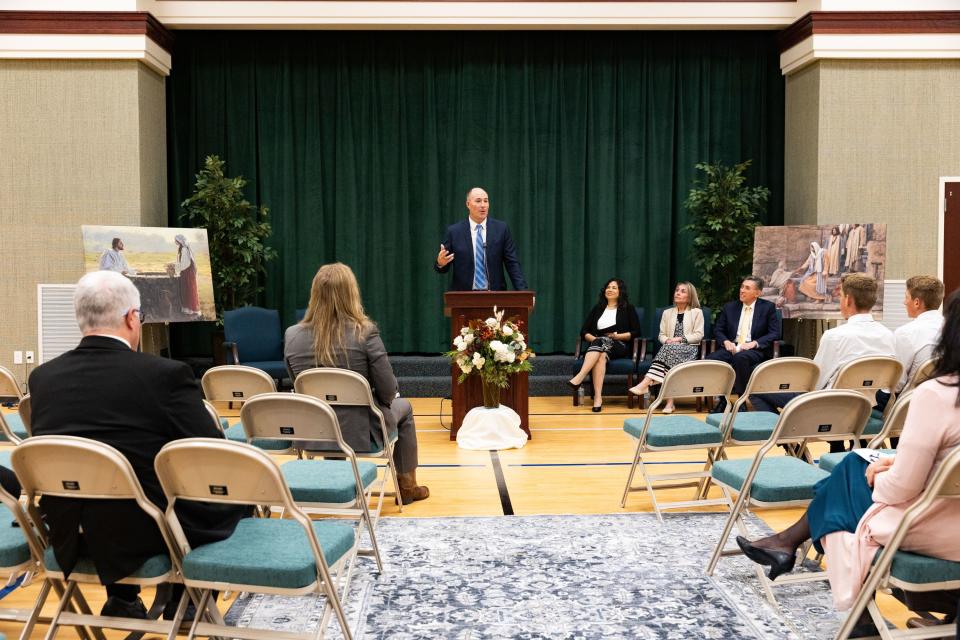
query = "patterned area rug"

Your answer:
(224, 513), (843, 639)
